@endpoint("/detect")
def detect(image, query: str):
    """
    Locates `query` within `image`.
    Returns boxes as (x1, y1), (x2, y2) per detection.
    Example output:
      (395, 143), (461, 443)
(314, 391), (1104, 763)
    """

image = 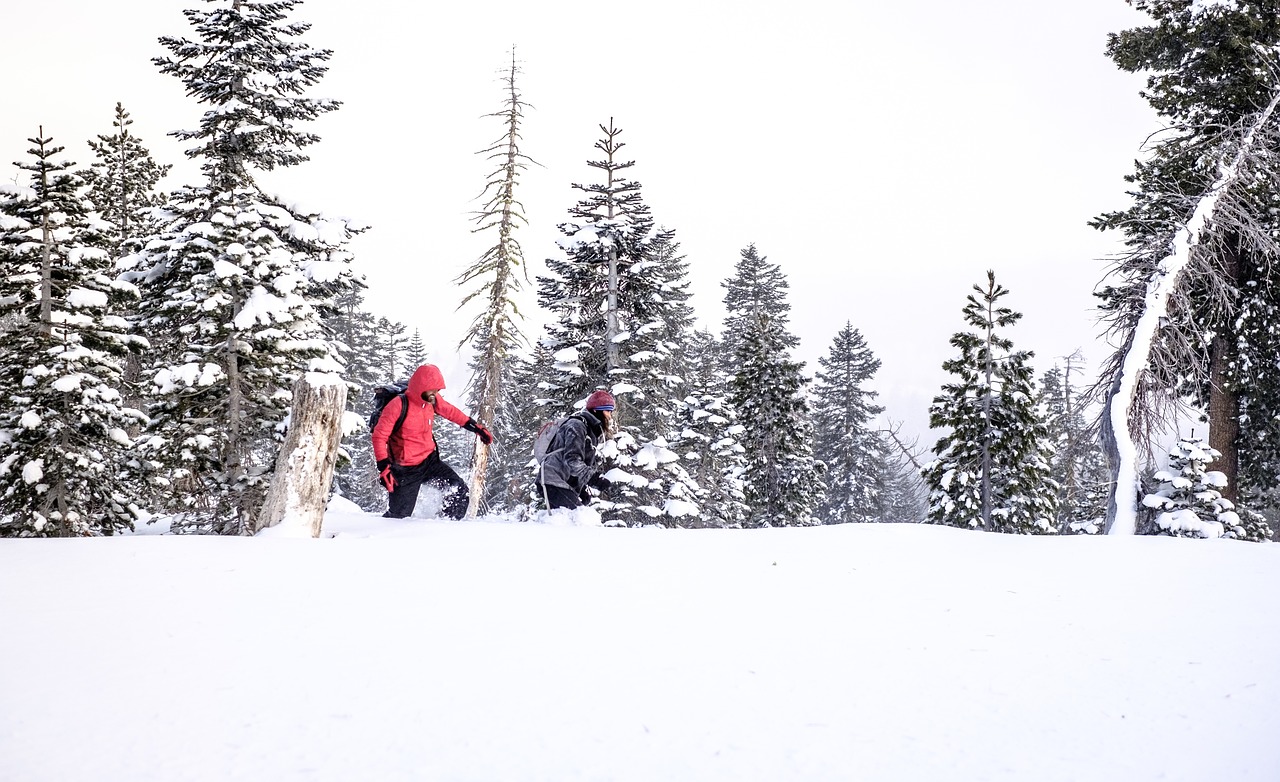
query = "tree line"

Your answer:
(1, 0), (1275, 541)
